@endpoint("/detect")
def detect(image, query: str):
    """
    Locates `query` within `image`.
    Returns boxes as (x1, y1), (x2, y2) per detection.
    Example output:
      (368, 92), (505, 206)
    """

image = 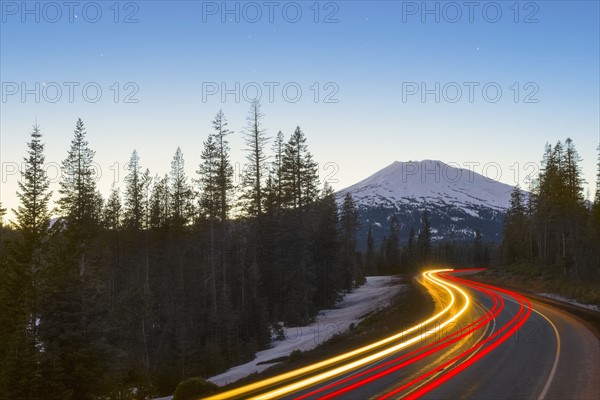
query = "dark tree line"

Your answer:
(502, 138), (600, 281)
(0, 102), (363, 399)
(365, 209), (492, 274)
